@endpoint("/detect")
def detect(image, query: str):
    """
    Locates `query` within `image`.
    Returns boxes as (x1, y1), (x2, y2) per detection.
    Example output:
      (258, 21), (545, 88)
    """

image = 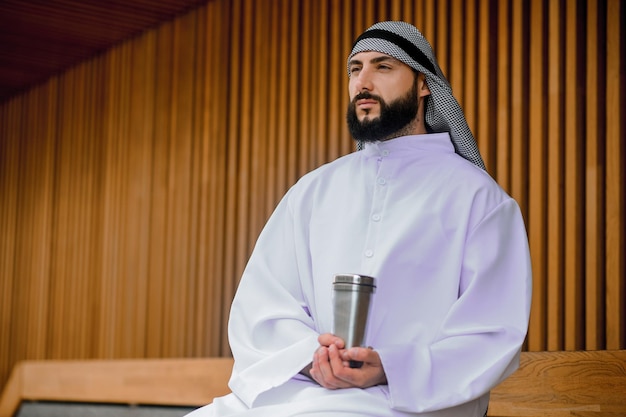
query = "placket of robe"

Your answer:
(361, 147), (391, 274)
